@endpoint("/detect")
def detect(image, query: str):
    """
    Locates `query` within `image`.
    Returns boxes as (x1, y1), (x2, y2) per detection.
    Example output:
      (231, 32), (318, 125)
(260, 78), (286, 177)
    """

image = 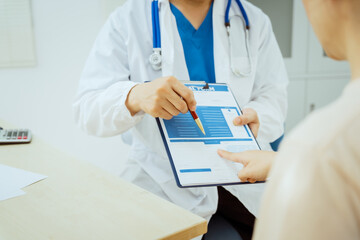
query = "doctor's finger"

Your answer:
(248, 123), (259, 138)
(162, 100), (181, 117)
(158, 108), (173, 120)
(172, 82), (197, 111)
(233, 114), (255, 126)
(233, 108), (258, 126)
(166, 91), (189, 114)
